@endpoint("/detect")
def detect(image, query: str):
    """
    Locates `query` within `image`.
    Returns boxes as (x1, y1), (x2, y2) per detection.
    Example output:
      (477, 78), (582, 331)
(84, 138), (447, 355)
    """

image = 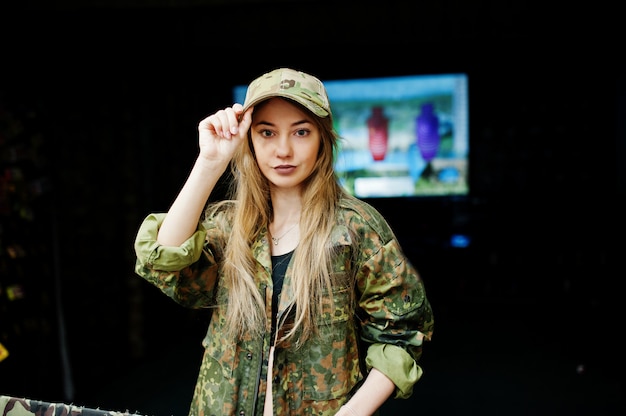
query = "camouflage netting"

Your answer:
(0, 396), (143, 416)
